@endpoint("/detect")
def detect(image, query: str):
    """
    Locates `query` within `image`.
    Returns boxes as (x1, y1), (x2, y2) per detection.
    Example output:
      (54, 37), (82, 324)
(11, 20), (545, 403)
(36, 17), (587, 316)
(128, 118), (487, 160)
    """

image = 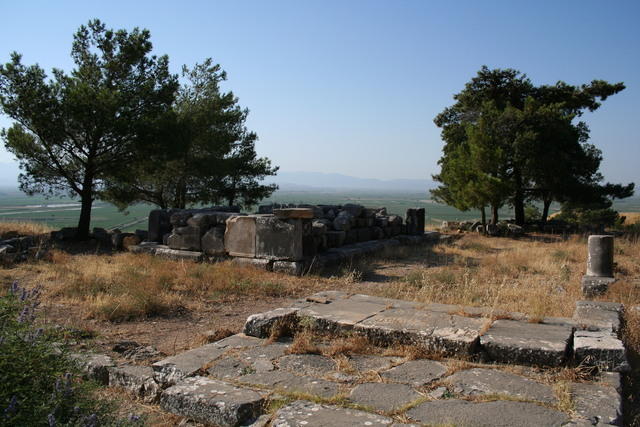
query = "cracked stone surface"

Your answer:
(271, 400), (393, 426)
(238, 370), (341, 398)
(573, 301), (622, 333)
(480, 320), (573, 366)
(380, 359), (447, 386)
(572, 382), (623, 426)
(349, 382), (422, 412)
(298, 297), (387, 330)
(108, 364), (160, 402)
(153, 334), (264, 386)
(445, 368), (556, 403)
(406, 399), (569, 426)
(278, 354), (337, 376)
(348, 355), (400, 372)
(574, 330), (628, 372)
(160, 376), (263, 426)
